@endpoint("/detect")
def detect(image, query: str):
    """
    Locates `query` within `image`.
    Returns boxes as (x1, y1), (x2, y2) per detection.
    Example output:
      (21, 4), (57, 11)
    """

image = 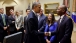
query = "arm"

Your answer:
(17, 16), (23, 29)
(0, 23), (3, 29)
(15, 21), (17, 29)
(39, 17), (47, 31)
(28, 18), (44, 36)
(59, 18), (73, 43)
(28, 18), (38, 35)
(8, 16), (15, 25)
(39, 20), (46, 31)
(24, 17), (26, 30)
(50, 36), (55, 42)
(6, 15), (9, 26)
(50, 22), (57, 42)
